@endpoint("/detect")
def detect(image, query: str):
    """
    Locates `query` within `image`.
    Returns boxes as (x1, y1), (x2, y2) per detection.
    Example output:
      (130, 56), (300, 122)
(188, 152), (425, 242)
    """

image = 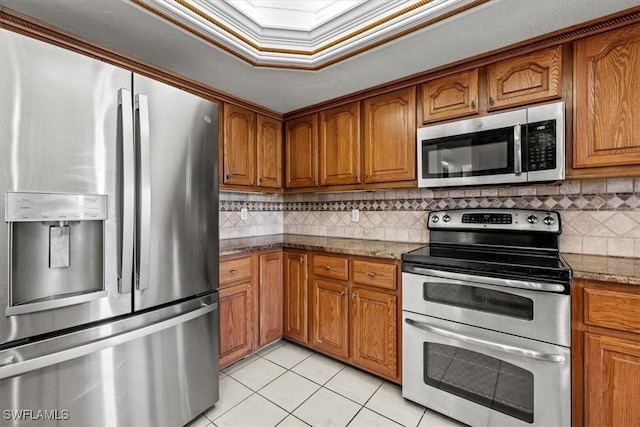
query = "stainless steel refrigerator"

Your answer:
(0, 29), (219, 426)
